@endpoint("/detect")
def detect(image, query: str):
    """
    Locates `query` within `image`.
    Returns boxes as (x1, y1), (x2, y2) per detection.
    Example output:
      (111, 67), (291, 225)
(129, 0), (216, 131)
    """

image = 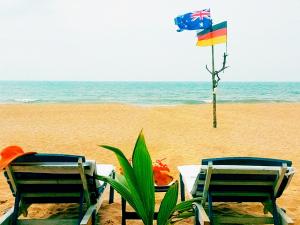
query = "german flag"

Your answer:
(197, 21), (227, 47)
